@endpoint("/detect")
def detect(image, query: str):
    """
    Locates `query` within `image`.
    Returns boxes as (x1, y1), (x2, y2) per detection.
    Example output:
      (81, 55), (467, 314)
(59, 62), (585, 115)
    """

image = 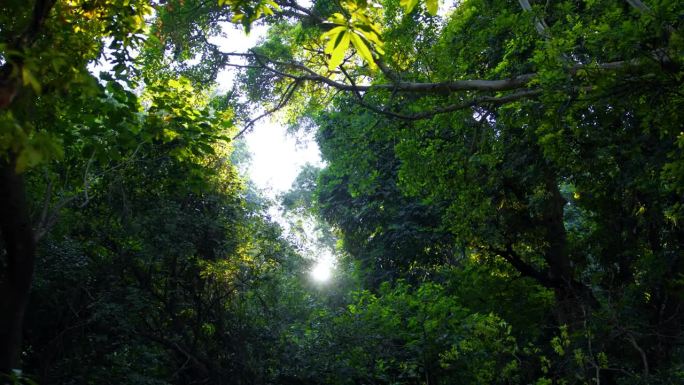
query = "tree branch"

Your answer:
(21, 0), (57, 47)
(223, 42), (653, 120)
(625, 332), (649, 377)
(231, 50), (635, 93)
(351, 89), (543, 120)
(233, 78), (300, 139)
(517, 0), (550, 38)
(279, 0), (327, 24)
(625, 0), (652, 13)
(489, 245), (558, 290)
